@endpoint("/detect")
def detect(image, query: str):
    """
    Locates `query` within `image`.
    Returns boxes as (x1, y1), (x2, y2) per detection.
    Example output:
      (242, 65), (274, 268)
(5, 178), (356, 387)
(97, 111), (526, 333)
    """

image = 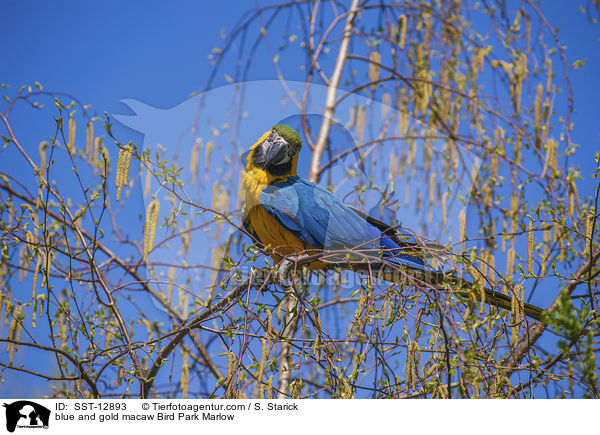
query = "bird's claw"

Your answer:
(276, 256), (300, 286)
